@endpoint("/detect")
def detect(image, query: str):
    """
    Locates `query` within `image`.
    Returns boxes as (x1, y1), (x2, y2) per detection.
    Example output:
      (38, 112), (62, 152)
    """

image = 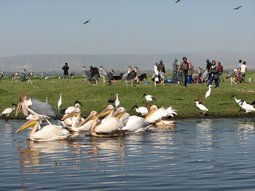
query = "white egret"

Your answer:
(115, 93), (120, 108)
(195, 100), (208, 116)
(205, 85), (212, 99)
(57, 94), (62, 110)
